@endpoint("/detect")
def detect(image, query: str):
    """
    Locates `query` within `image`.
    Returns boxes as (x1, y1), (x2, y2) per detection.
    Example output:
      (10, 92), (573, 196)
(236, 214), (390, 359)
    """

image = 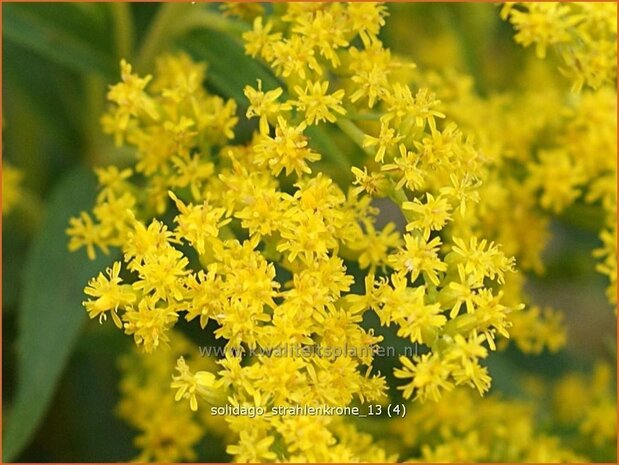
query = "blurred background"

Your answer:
(2, 2), (615, 462)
